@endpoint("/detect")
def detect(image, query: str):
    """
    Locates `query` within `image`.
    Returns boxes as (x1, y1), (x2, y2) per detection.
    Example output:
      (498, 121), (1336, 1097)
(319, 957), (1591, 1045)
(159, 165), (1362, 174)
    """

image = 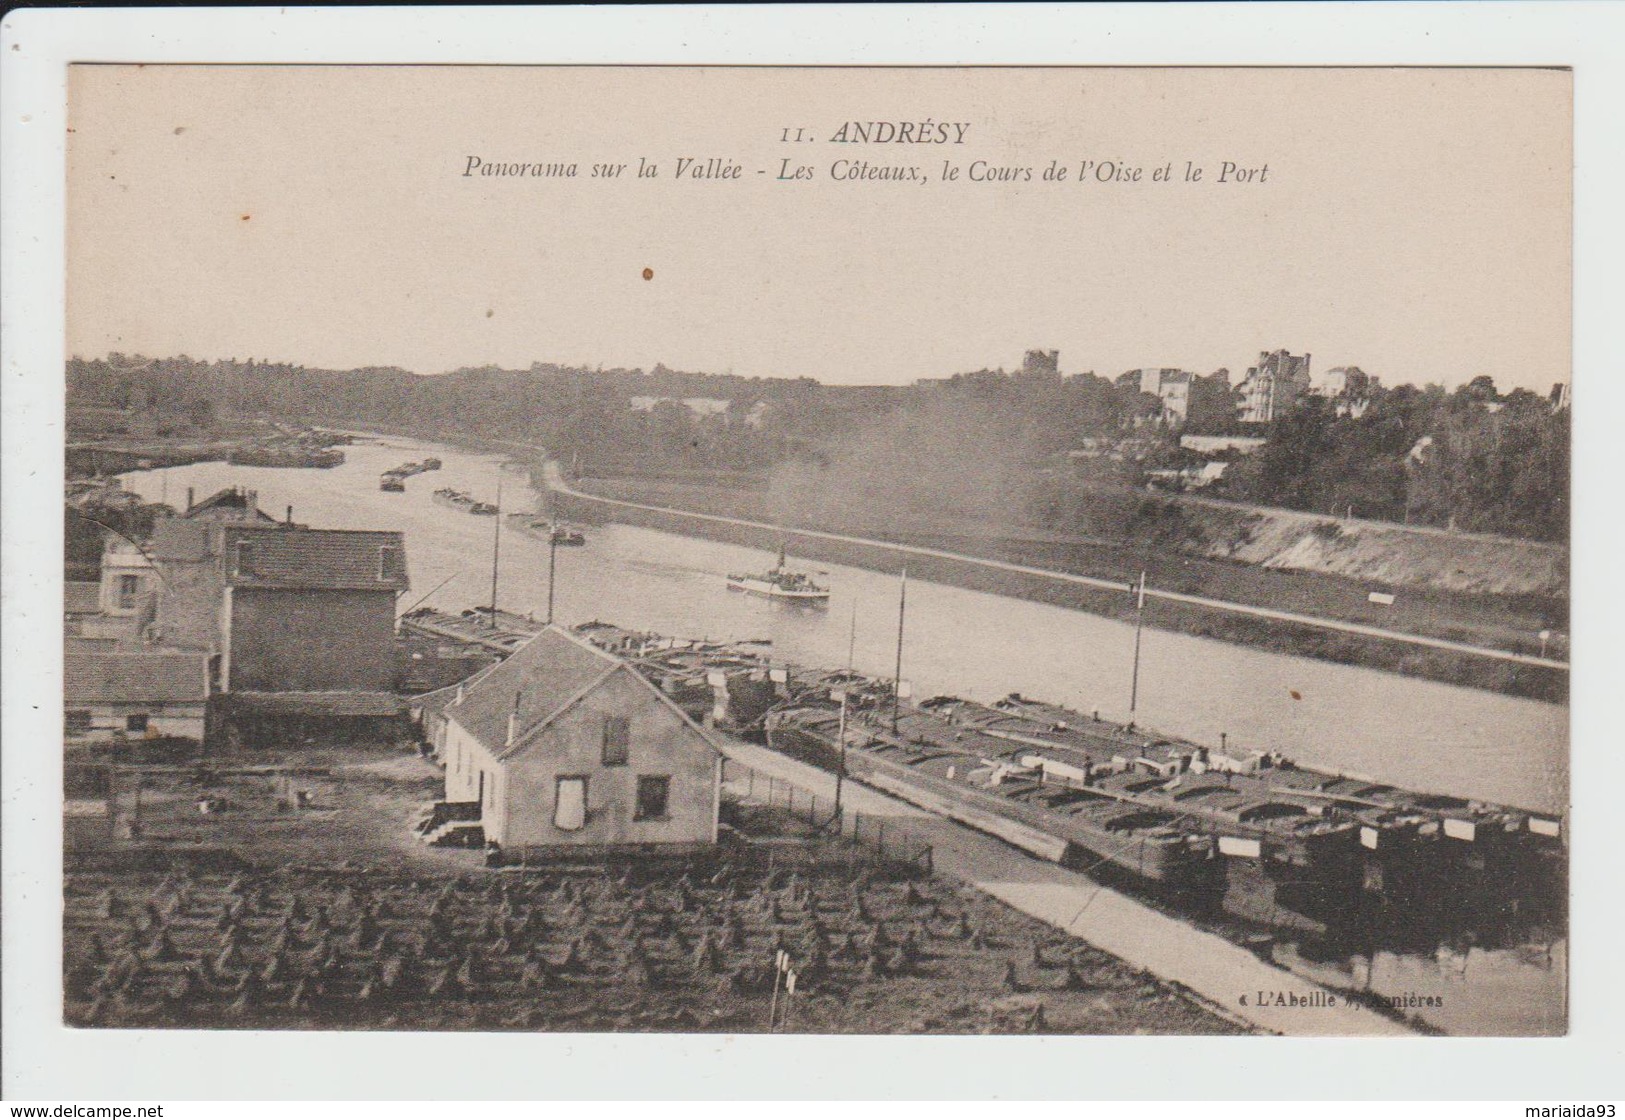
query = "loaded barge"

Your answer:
(404, 614), (1563, 928)
(764, 705), (1219, 886)
(976, 693), (1557, 884)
